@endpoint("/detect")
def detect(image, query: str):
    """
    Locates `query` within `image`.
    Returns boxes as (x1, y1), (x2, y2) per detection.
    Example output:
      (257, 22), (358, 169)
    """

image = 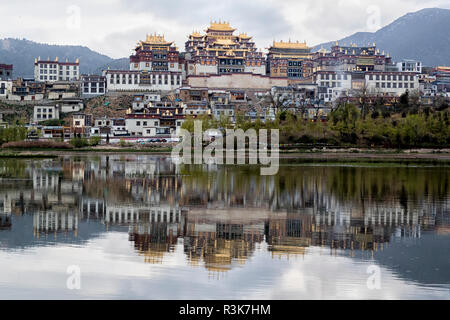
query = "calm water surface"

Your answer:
(0, 155), (449, 299)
